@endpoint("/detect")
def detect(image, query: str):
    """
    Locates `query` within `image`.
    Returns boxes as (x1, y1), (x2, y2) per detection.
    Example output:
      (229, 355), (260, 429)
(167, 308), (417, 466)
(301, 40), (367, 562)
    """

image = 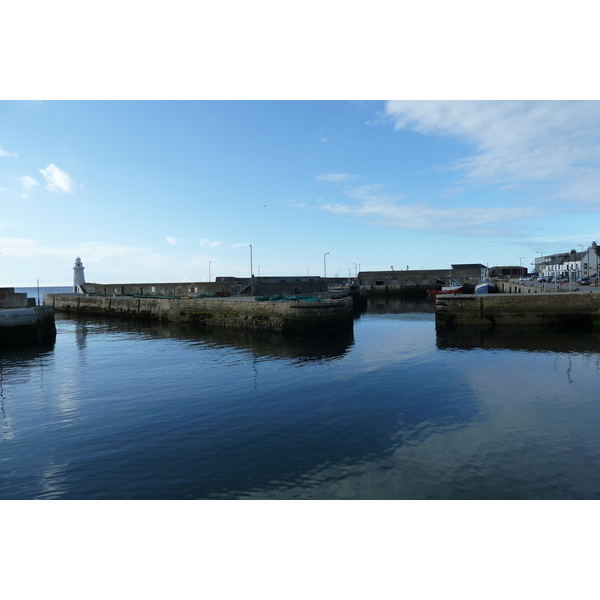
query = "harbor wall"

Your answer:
(0, 306), (57, 343)
(80, 277), (354, 299)
(435, 293), (600, 330)
(47, 295), (354, 334)
(0, 287), (34, 308)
